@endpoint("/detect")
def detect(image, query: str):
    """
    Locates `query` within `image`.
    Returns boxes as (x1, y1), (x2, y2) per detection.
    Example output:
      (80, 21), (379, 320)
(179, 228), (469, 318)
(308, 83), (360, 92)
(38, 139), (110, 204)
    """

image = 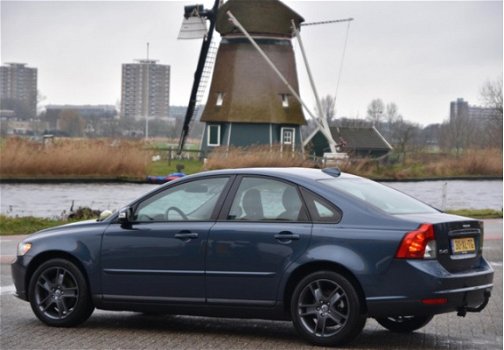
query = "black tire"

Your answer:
(290, 271), (366, 347)
(375, 315), (434, 333)
(28, 258), (94, 327)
